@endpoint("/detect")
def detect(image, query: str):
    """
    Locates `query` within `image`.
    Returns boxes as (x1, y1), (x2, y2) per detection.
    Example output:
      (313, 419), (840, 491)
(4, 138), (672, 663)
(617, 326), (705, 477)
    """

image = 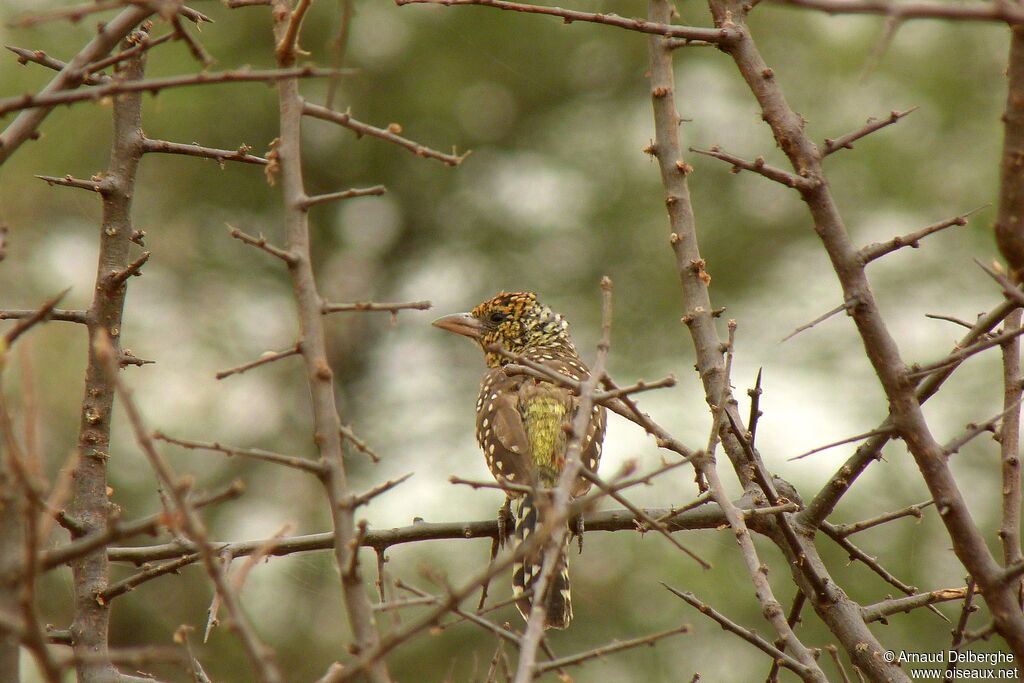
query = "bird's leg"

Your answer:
(497, 498), (514, 549)
(571, 513), (585, 554)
